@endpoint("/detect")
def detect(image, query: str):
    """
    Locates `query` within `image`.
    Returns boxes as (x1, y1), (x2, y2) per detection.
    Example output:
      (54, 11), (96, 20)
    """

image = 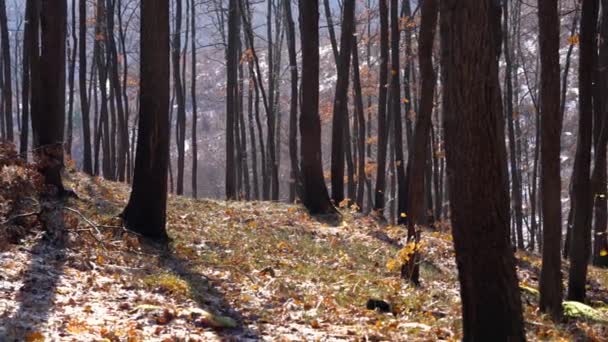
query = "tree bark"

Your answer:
(330, 0), (355, 204)
(0, 0), (13, 142)
(226, 0), (239, 200)
(538, 0), (563, 320)
(568, 0), (598, 302)
(402, 0), (437, 285)
(284, 0), (299, 203)
(373, 0), (389, 215)
(122, 0), (170, 240)
(298, 0), (336, 215)
(439, 1), (525, 339)
(32, 0), (67, 193)
(593, 0), (608, 267)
